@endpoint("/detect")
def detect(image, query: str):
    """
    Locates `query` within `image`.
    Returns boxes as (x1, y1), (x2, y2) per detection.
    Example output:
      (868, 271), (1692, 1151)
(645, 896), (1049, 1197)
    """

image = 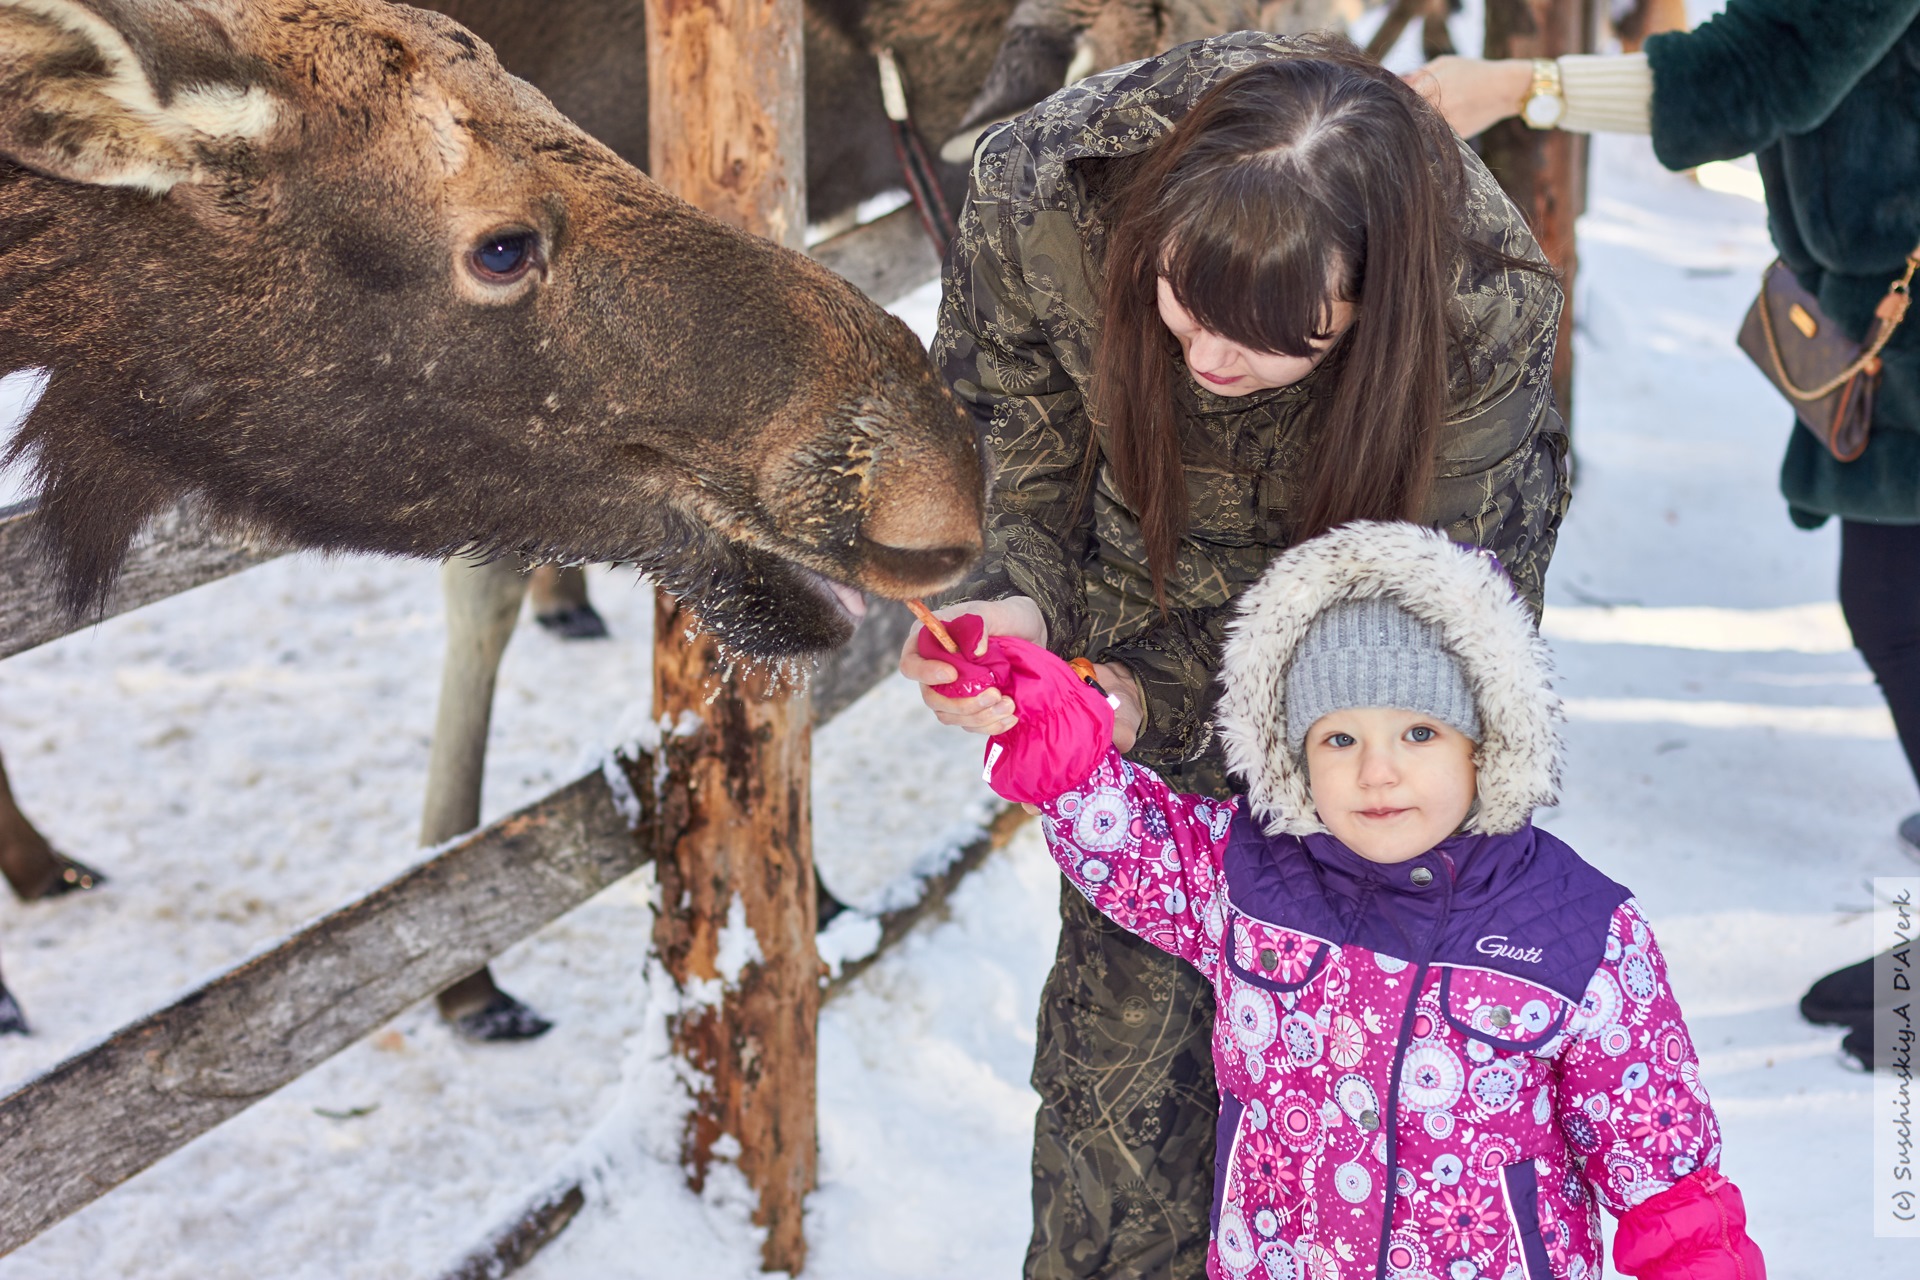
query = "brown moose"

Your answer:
(0, 0), (984, 1032)
(0, 0), (1342, 1038)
